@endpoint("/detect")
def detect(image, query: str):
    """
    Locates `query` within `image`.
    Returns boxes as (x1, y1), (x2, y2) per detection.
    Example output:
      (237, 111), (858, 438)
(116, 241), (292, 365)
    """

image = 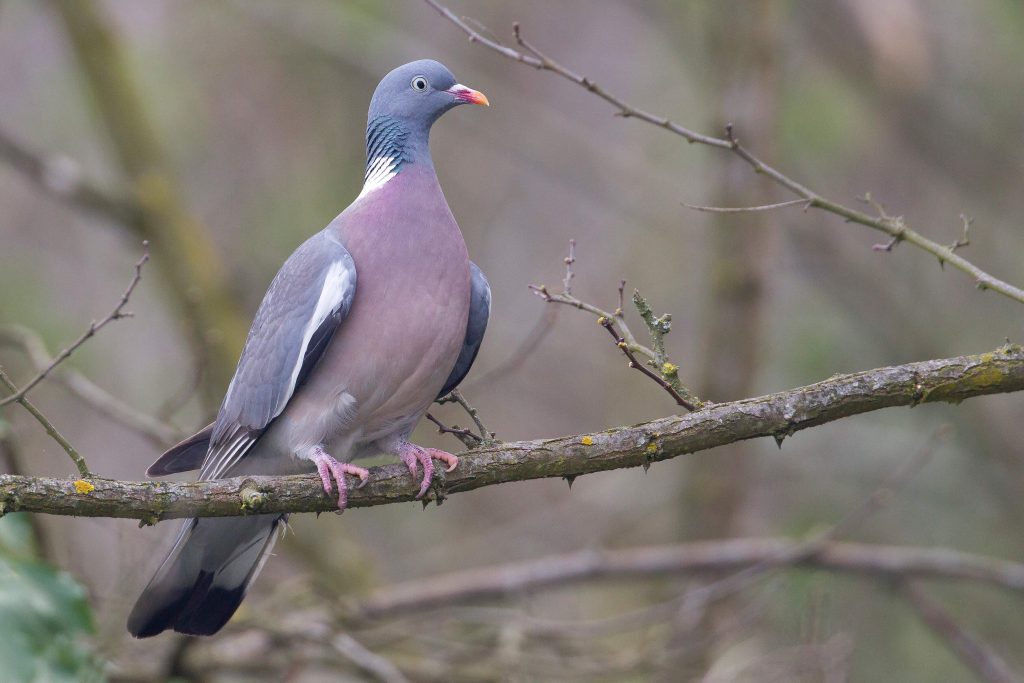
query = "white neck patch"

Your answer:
(357, 155), (399, 200)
